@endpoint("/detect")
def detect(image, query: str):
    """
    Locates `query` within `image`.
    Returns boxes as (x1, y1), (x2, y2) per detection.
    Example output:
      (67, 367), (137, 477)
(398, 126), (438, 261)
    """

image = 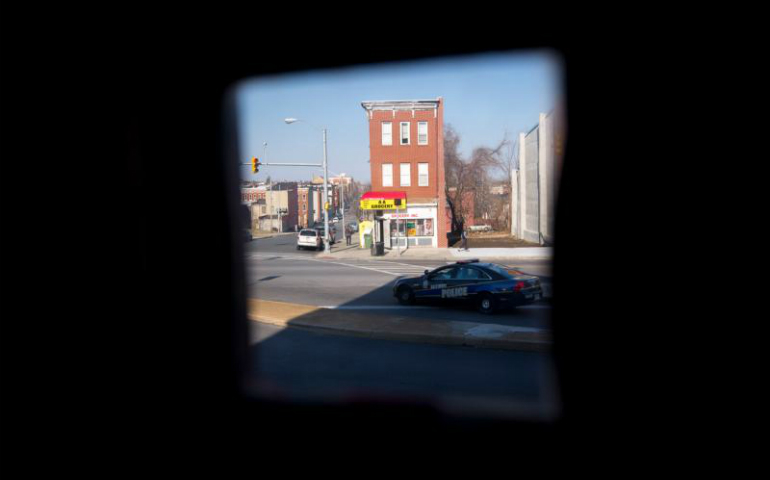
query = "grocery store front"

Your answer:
(360, 192), (439, 250)
(383, 204), (437, 248)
